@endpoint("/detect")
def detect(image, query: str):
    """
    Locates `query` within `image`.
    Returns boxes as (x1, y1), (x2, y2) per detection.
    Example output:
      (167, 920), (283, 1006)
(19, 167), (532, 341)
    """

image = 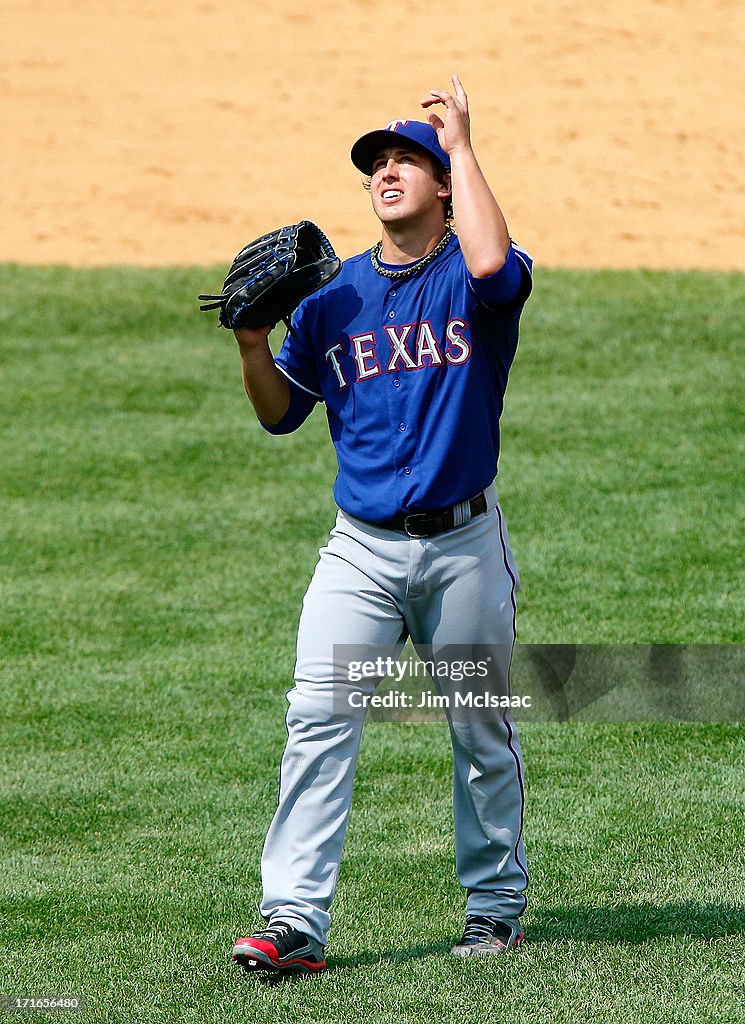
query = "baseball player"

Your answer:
(231, 75), (533, 974)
